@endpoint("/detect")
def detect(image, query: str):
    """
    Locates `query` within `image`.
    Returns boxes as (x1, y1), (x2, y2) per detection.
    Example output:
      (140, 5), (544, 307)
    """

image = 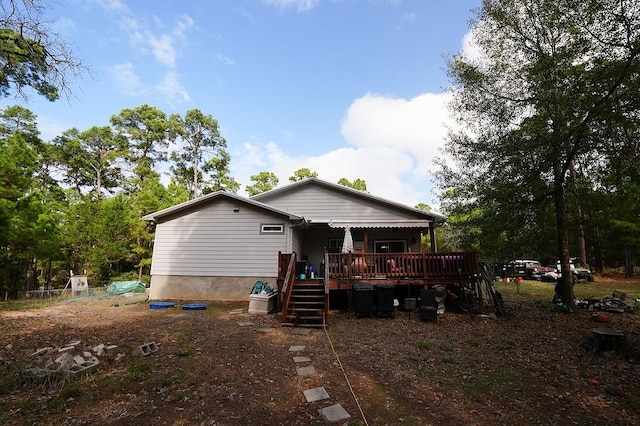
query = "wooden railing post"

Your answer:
(281, 253), (296, 322)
